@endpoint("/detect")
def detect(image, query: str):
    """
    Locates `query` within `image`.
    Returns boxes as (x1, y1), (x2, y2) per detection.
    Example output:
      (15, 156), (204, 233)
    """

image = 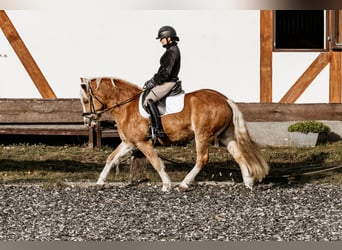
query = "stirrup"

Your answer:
(154, 128), (166, 138)
(146, 127), (166, 140)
